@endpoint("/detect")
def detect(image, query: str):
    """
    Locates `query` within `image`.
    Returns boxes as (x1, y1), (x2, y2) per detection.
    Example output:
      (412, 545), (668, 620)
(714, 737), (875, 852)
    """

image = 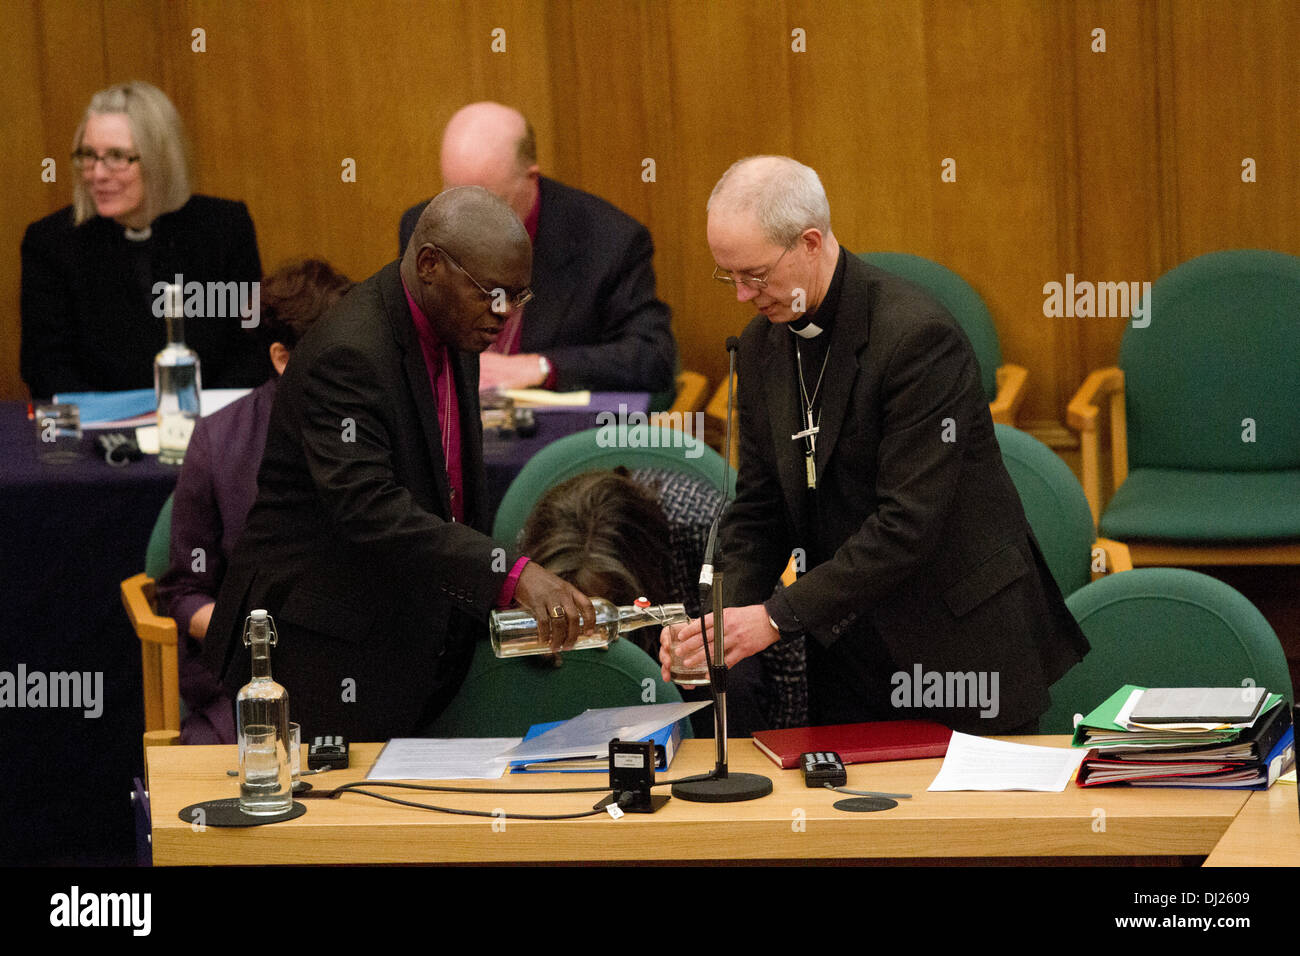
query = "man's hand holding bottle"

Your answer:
(512, 563), (598, 653)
